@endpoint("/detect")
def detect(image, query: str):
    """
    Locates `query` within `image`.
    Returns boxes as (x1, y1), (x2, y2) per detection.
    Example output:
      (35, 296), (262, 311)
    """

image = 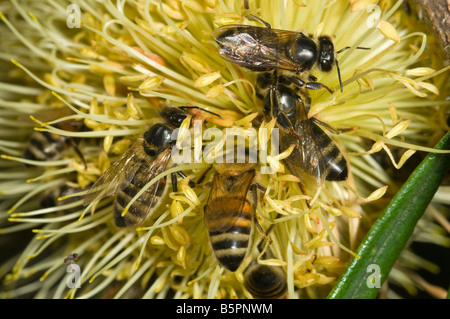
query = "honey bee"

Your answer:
(203, 160), (267, 272)
(83, 106), (201, 228)
(40, 184), (83, 210)
(258, 72), (348, 182)
(244, 260), (287, 299)
(213, 16), (369, 93)
(23, 108), (86, 168)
